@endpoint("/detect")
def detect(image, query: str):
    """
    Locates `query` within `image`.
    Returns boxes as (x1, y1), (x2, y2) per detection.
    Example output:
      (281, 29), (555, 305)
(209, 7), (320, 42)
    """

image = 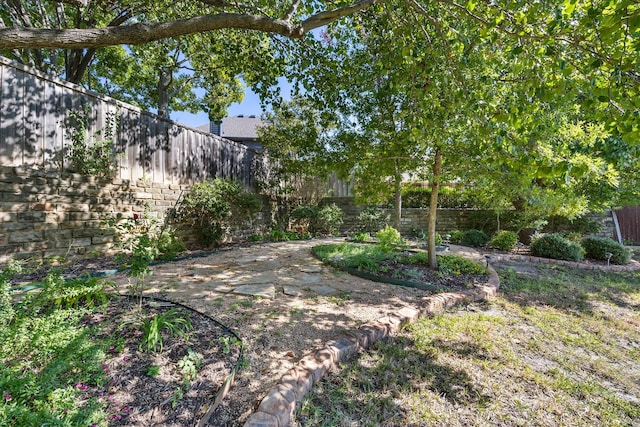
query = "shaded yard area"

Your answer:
(296, 262), (640, 426)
